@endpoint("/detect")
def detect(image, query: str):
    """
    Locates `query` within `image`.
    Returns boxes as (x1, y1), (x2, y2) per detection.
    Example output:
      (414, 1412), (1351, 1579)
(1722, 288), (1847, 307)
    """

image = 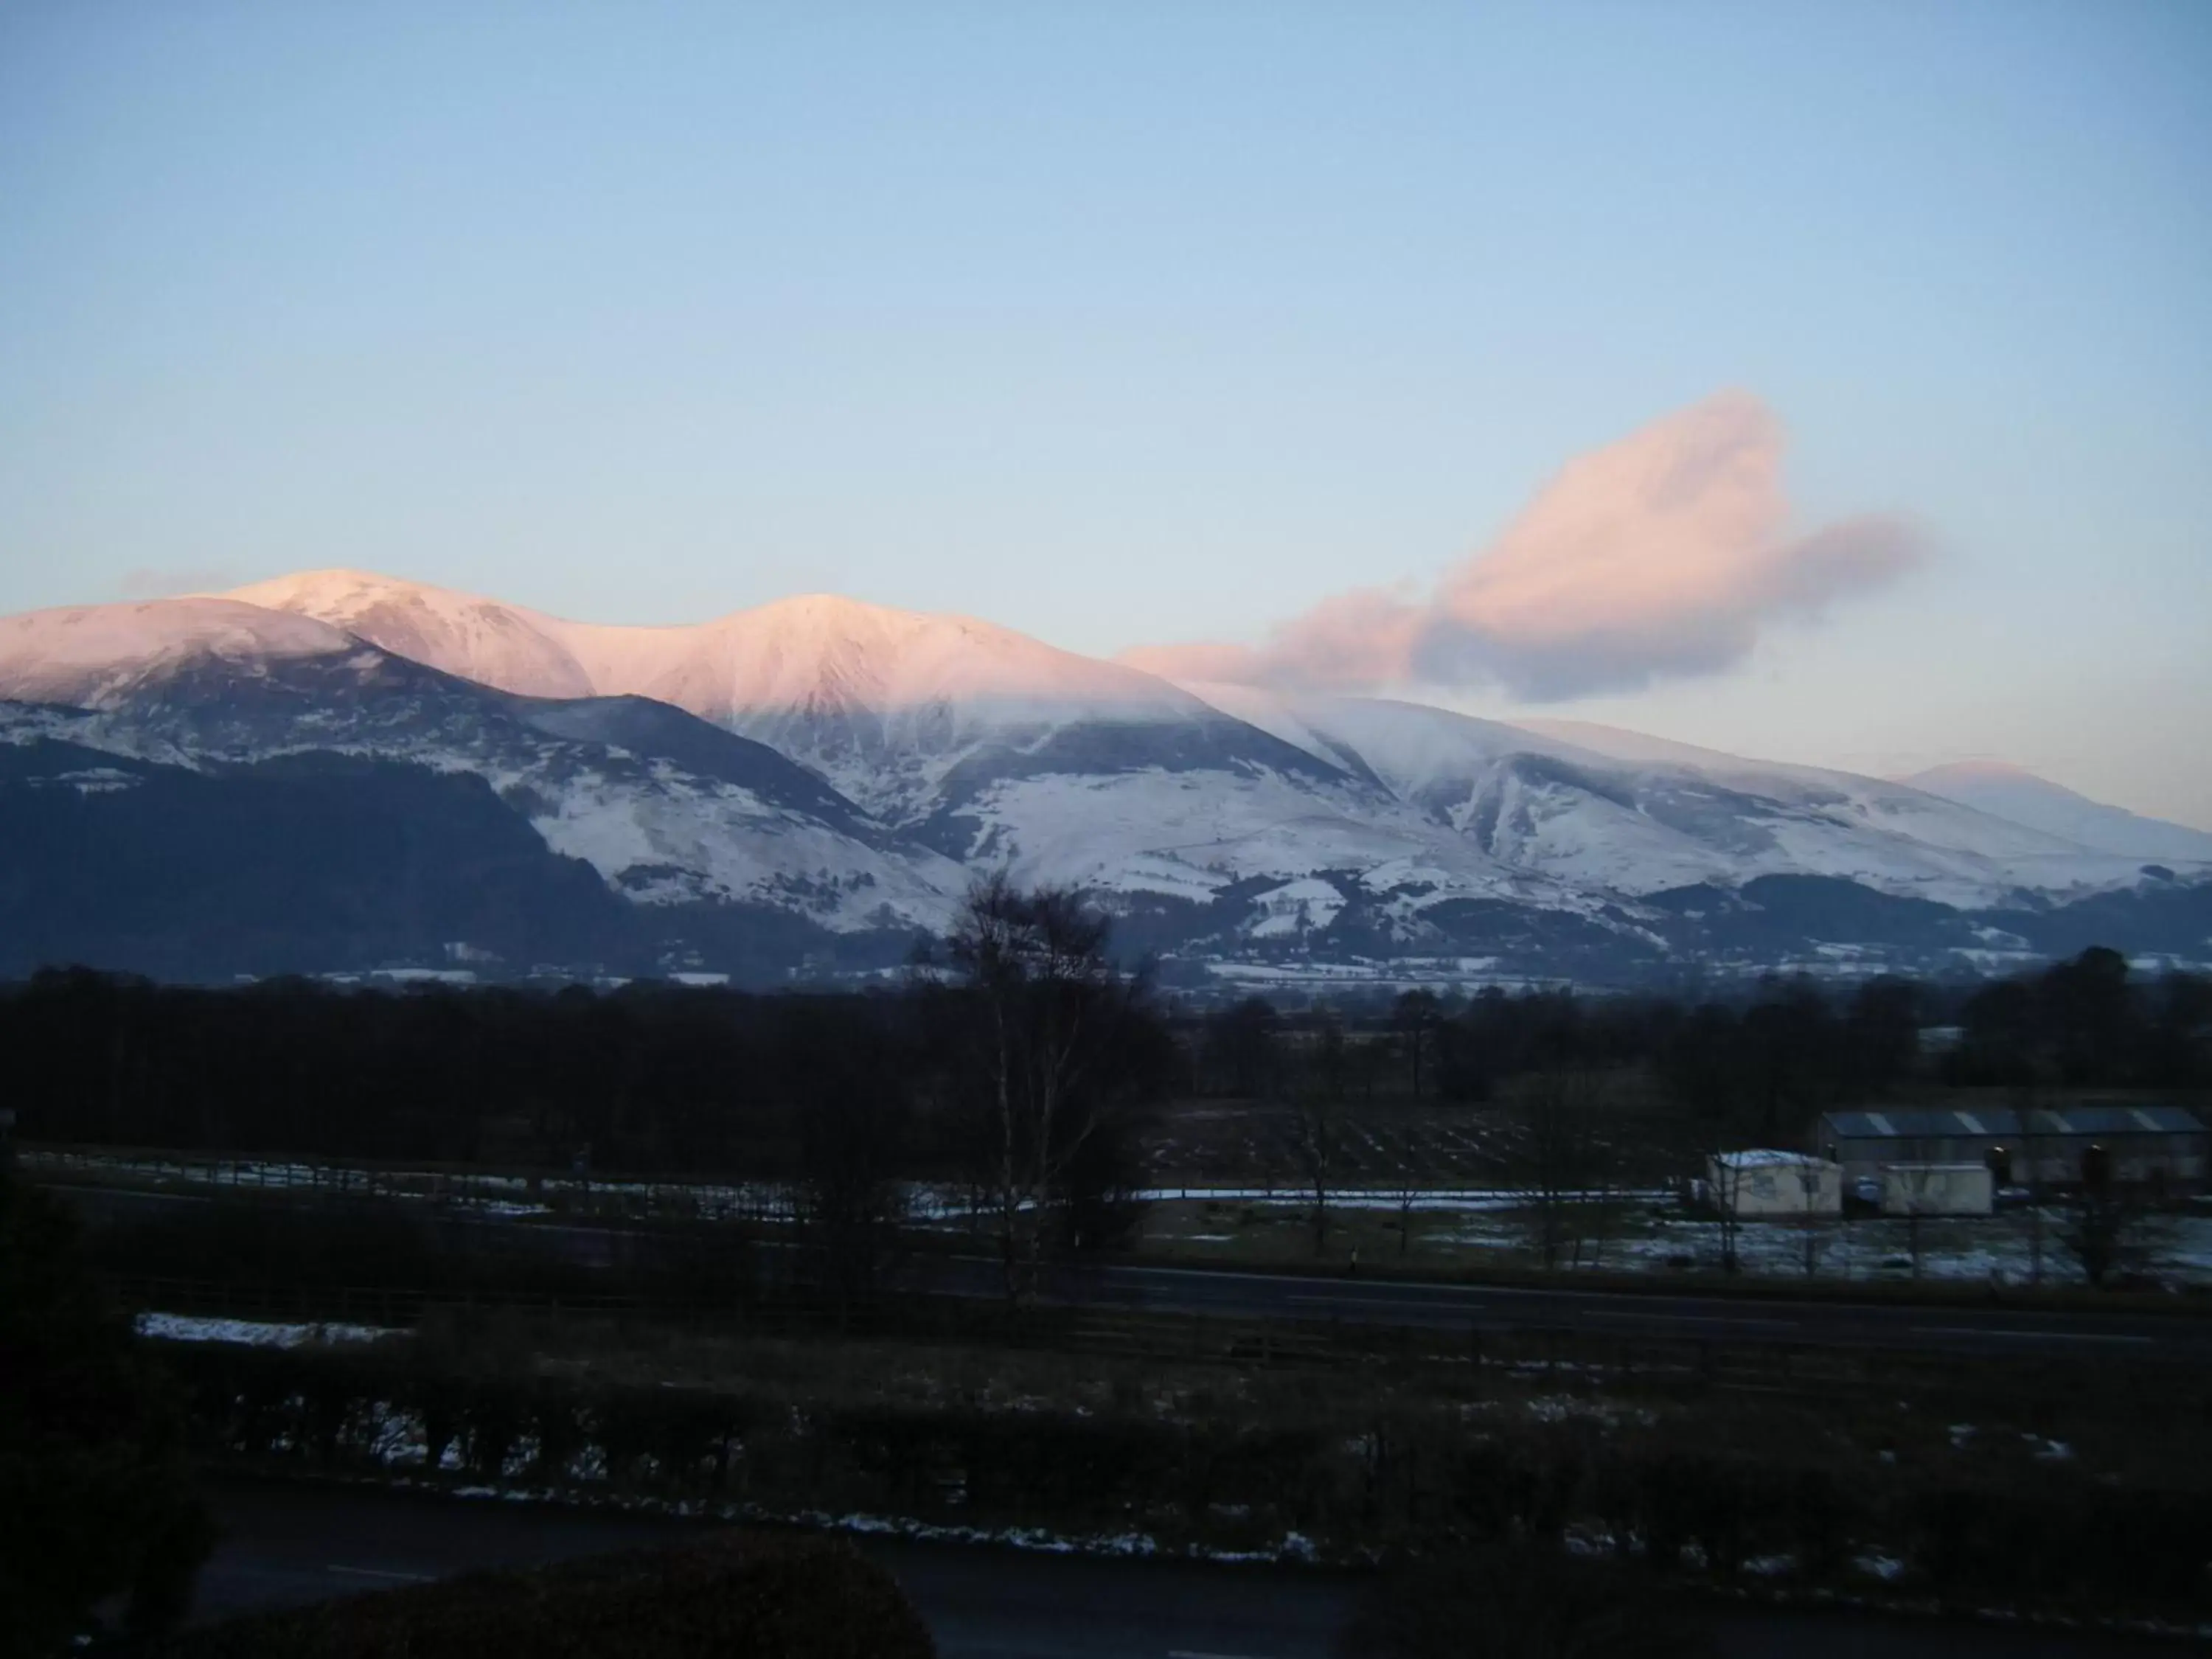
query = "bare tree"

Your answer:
(1796, 1159), (1825, 1279)
(1388, 1118), (1423, 1259)
(1393, 990), (1443, 1100)
(944, 873), (1143, 1306)
(1288, 1018), (1347, 1258)
(1500, 1068), (1611, 1271)
(1701, 1144), (1747, 1275)
(1886, 1164), (1932, 1281)
(2056, 1144), (2143, 1287)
